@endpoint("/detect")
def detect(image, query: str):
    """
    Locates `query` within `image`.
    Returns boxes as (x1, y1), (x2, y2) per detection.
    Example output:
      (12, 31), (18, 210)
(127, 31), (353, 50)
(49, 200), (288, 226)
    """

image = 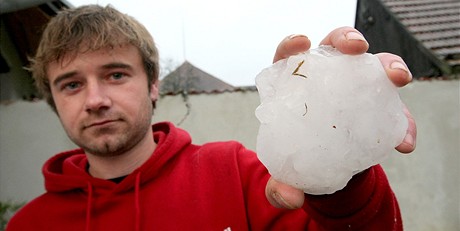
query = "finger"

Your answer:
(265, 177), (305, 209)
(320, 26), (369, 55)
(273, 34), (311, 63)
(396, 104), (417, 153)
(375, 53), (413, 87)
